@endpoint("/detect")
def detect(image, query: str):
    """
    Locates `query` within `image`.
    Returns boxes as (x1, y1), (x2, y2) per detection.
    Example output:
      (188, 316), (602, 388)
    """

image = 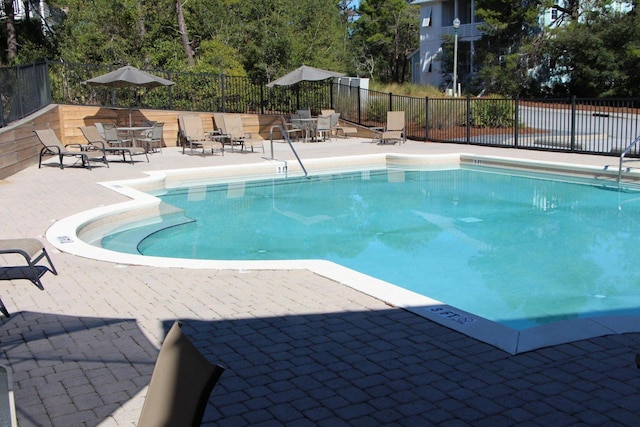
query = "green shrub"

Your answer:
(428, 99), (464, 129)
(365, 98), (389, 122)
(470, 96), (515, 128)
